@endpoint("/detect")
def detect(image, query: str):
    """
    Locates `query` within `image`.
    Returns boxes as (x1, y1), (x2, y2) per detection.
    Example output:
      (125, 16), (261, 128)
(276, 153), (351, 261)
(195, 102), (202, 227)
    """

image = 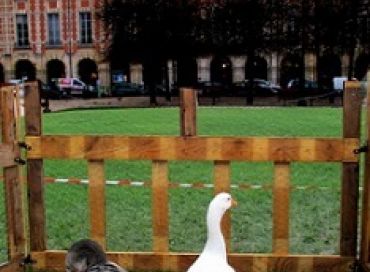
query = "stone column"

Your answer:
(270, 53), (279, 84)
(130, 63), (143, 84)
(305, 53), (316, 81)
(98, 62), (110, 86)
(167, 60), (175, 87)
(230, 56), (246, 83)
